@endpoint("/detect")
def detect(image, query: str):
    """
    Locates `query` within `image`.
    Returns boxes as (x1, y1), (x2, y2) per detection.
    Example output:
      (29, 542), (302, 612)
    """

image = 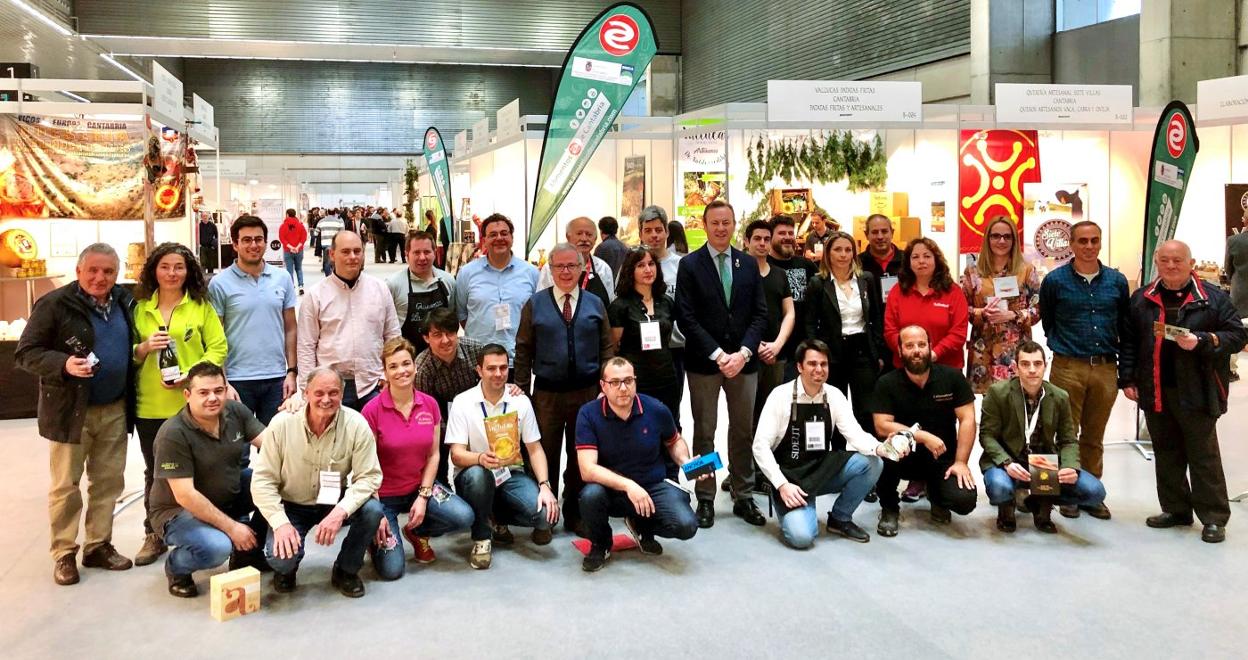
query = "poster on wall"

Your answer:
(619, 154), (645, 244)
(527, 3), (658, 257)
(1142, 101), (1199, 284)
(930, 201), (946, 233)
(1225, 184), (1248, 240)
(957, 129), (1041, 254)
(1023, 182), (1087, 278)
(677, 129), (727, 252)
(0, 114), (185, 220)
(254, 198), (285, 264)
